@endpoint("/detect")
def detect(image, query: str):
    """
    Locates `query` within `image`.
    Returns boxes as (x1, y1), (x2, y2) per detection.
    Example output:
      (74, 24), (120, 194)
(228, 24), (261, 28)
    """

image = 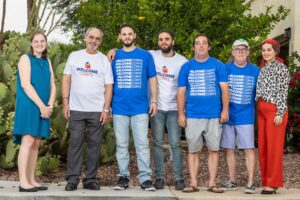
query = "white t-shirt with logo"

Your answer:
(149, 50), (187, 111)
(64, 49), (114, 112)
